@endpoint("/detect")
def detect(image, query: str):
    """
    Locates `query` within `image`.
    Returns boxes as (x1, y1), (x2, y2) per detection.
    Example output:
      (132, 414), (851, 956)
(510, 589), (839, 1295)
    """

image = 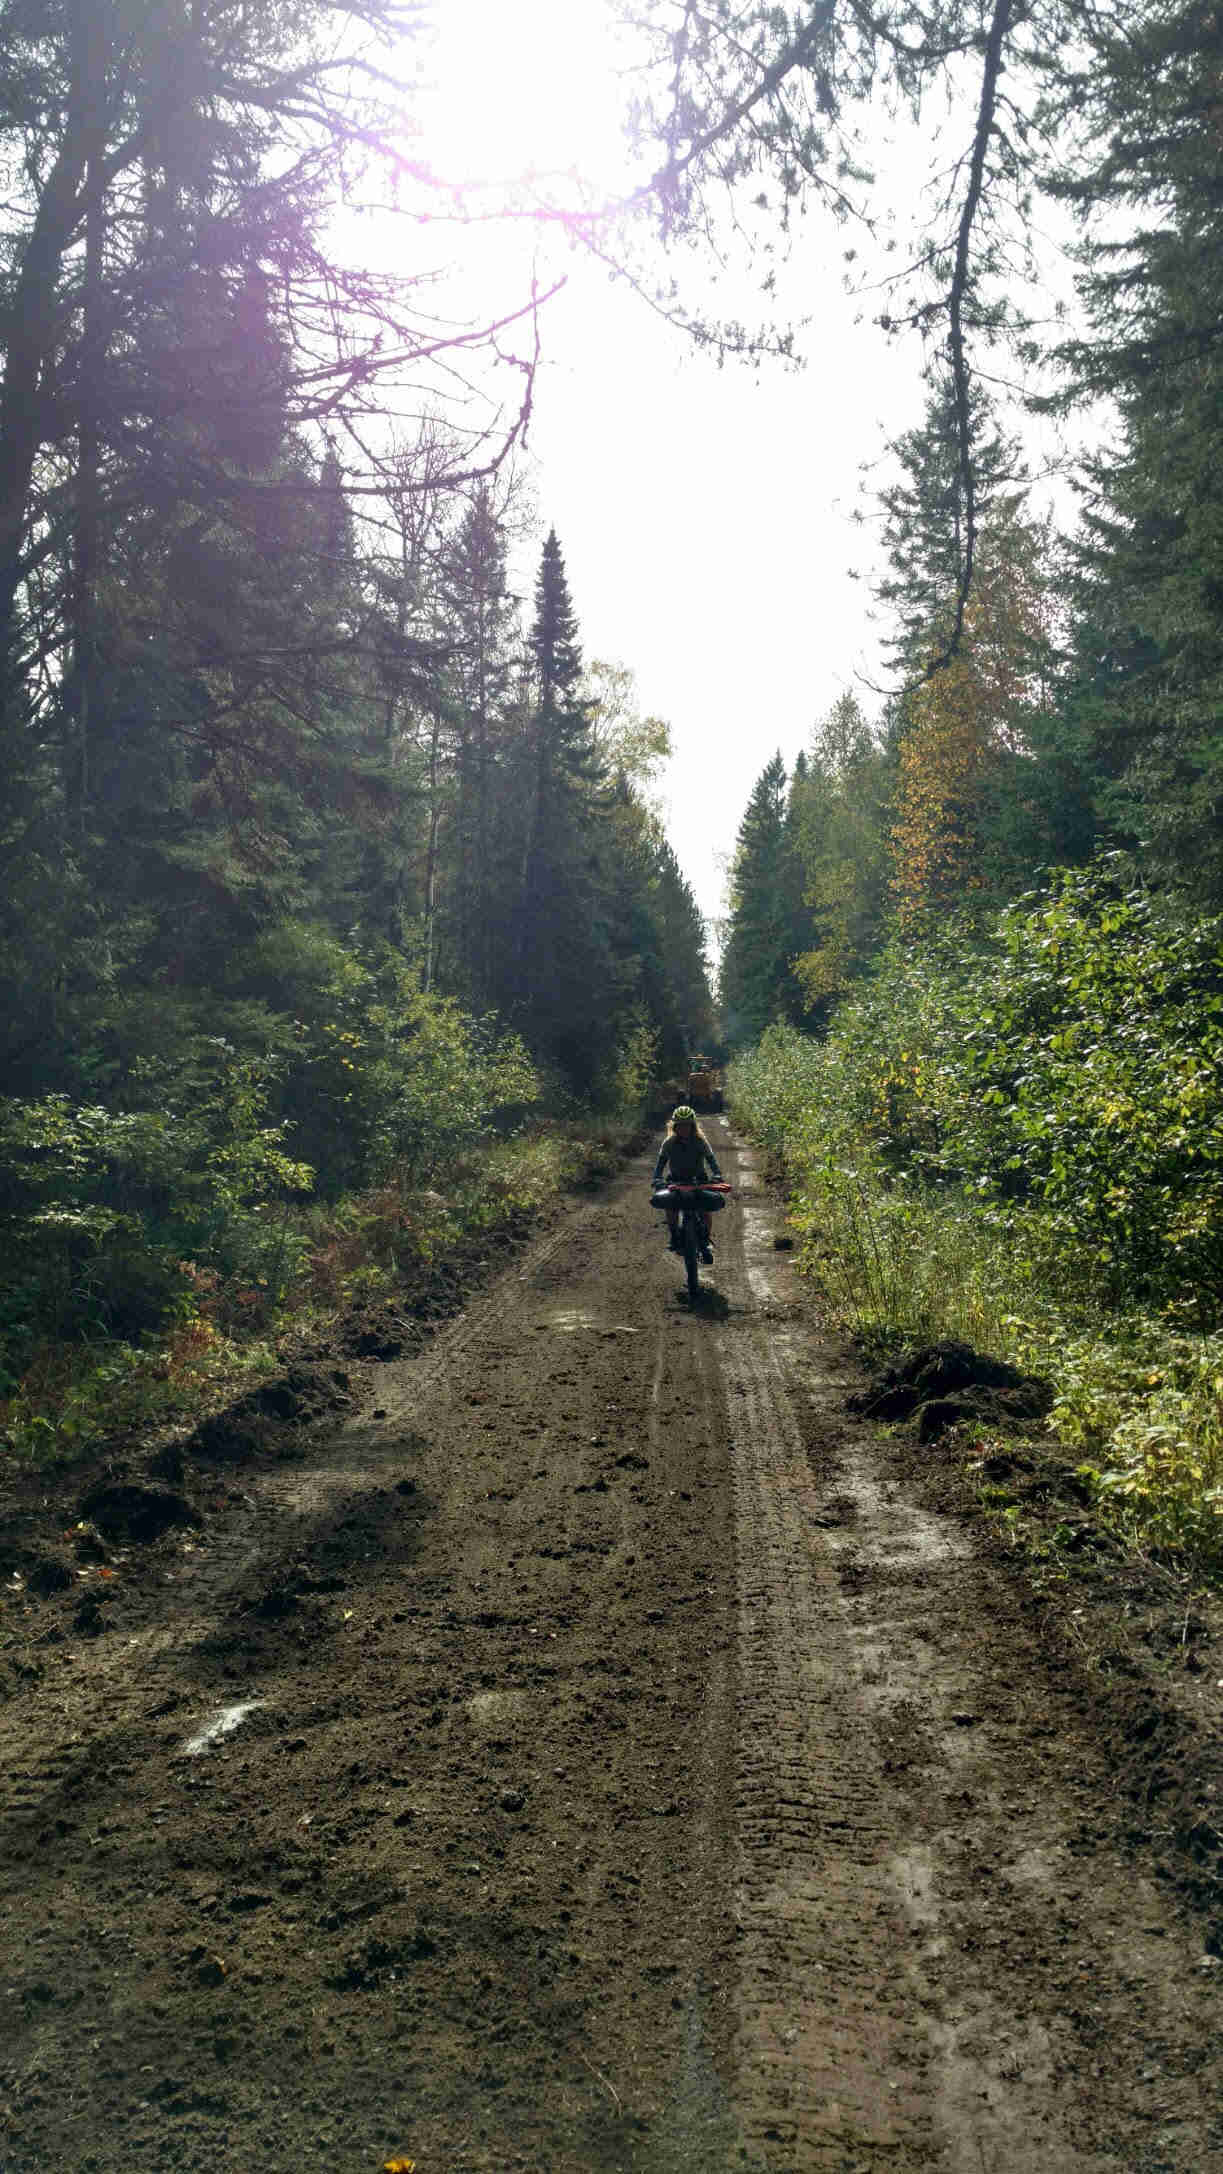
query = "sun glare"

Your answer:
(420, 0), (636, 196)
